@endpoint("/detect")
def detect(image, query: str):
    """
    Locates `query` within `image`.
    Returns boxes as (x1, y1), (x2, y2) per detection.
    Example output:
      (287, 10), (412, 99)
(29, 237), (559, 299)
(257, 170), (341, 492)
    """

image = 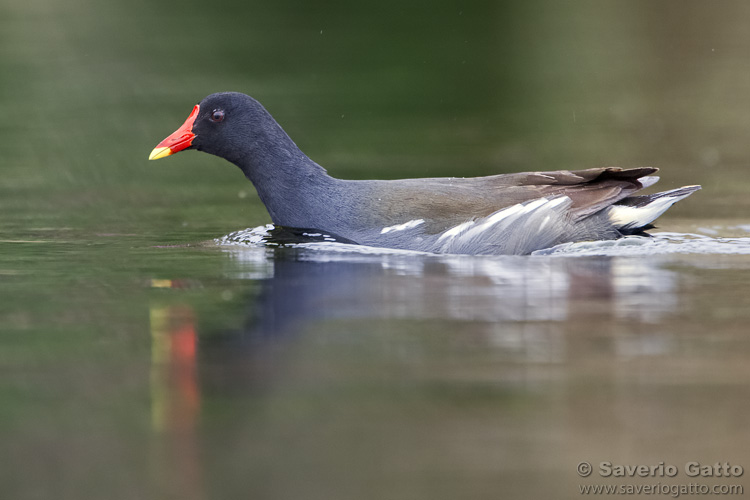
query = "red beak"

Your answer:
(149, 104), (200, 160)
